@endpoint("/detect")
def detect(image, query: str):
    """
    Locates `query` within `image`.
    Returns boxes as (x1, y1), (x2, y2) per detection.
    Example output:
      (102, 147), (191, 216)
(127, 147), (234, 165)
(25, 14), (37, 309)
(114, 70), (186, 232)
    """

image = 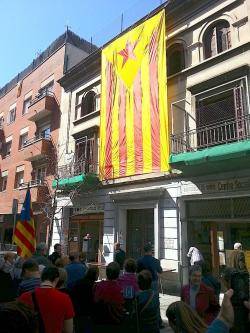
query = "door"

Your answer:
(126, 209), (154, 259)
(80, 220), (102, 262)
